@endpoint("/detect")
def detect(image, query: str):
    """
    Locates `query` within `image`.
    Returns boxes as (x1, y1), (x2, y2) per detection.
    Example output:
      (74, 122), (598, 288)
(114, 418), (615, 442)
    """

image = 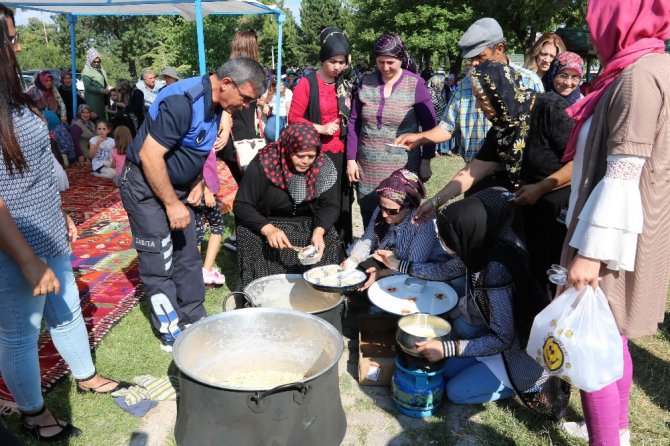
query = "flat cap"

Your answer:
(161, 66), (181, 80)
(458, 18), (504, 59)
